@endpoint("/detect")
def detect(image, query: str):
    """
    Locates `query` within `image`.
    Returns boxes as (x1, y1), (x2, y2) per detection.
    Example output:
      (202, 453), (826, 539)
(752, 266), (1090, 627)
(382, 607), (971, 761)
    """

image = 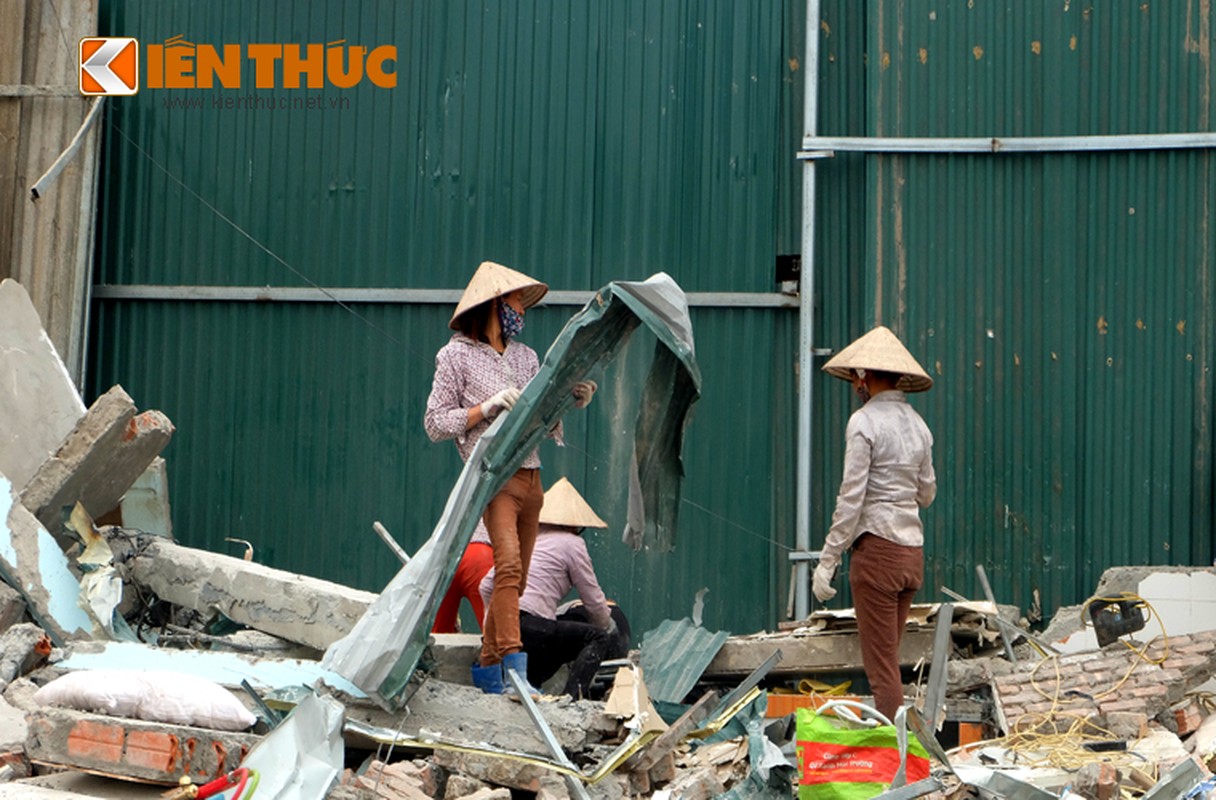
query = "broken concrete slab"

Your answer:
(0, 622), (49, 691)
(0, 472), (92, 643)
(0, 579), (27, 632)
(0, 279), (86, 492)
(105, 530), (376, 651)
(25, 705), (258, 784)
(702, 627), (937, 678)
(342, 679), (616, 755)
(433, 750), (550, 793)
(19, 385), (173, 541)
(0, 693), (27, 754)
(0, 774), (167, 800)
